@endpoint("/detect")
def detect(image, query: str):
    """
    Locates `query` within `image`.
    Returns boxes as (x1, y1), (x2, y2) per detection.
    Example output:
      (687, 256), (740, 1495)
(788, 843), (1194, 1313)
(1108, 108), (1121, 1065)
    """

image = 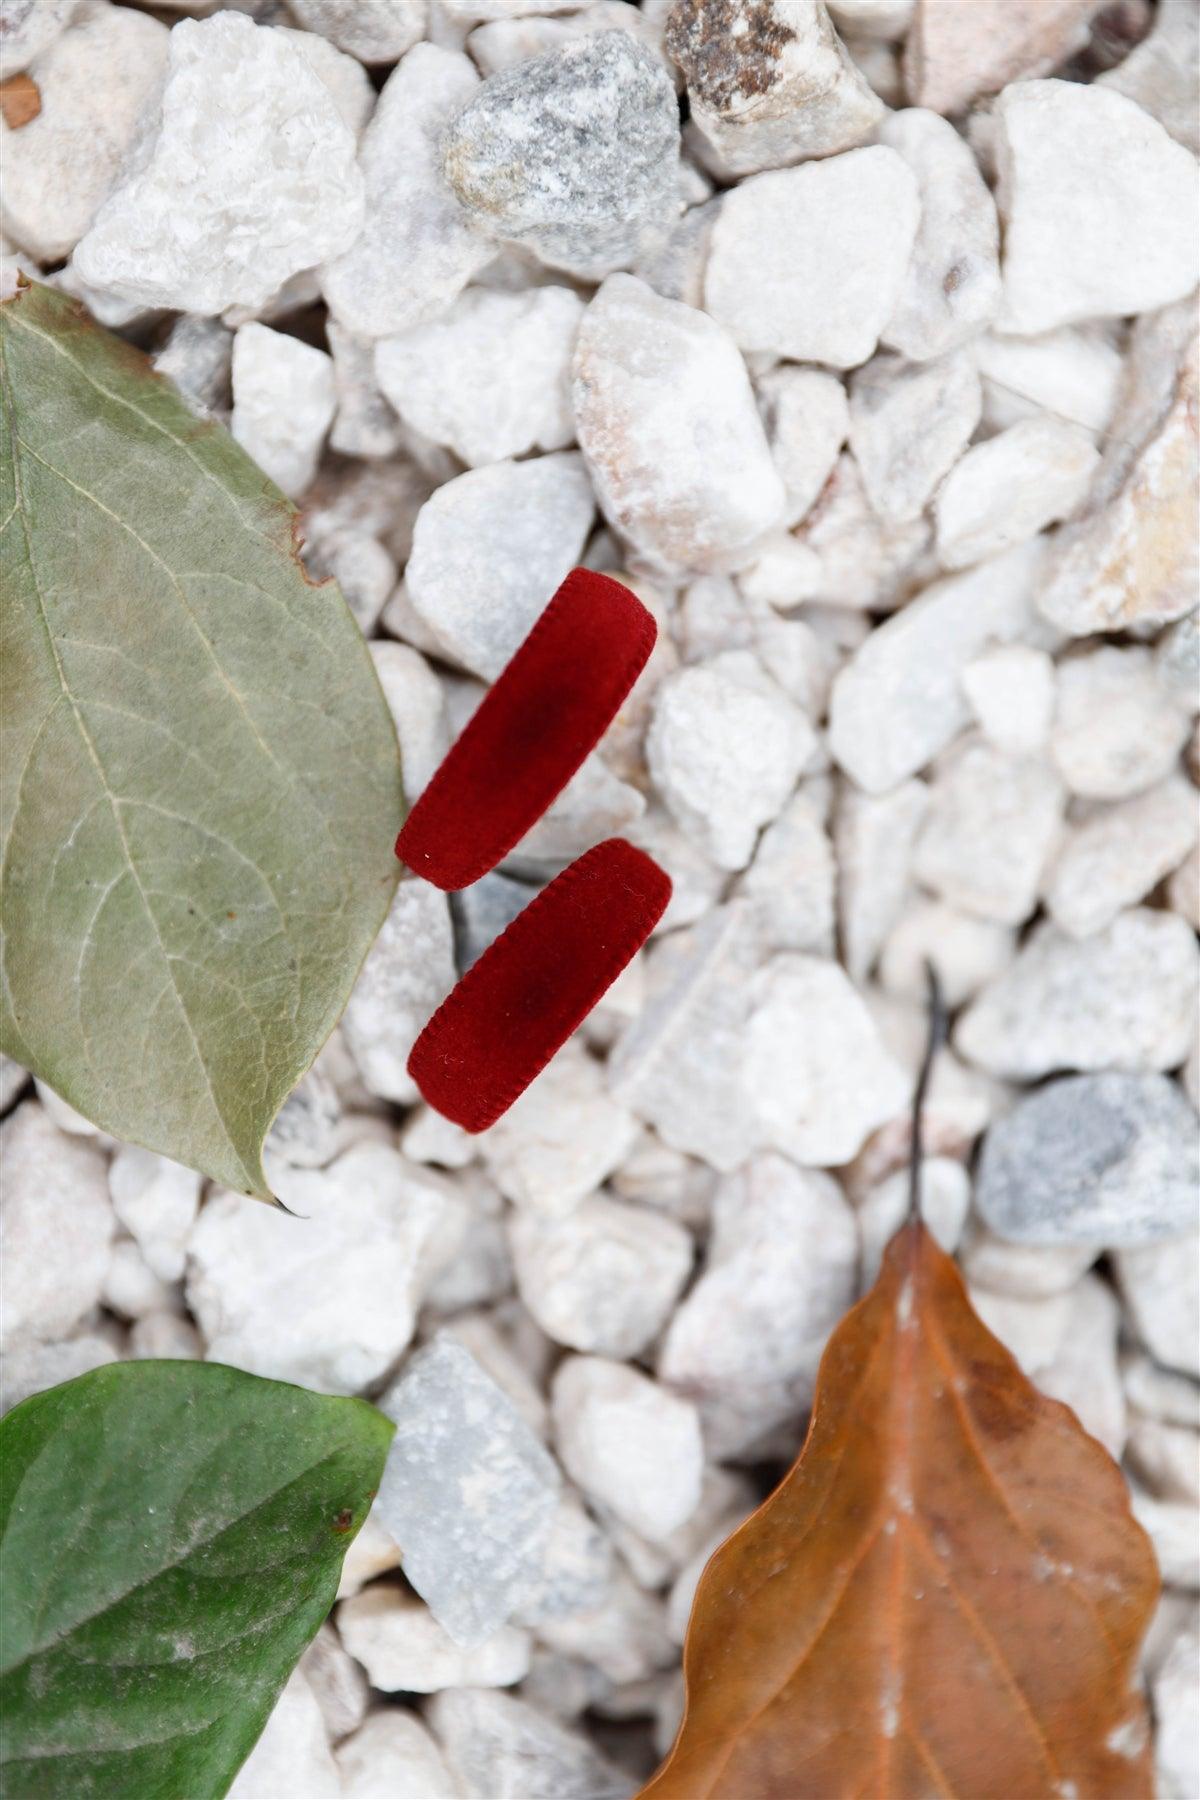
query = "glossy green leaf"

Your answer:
(0, 278), (403, 1198)
(0, 1360), (393, 1799)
